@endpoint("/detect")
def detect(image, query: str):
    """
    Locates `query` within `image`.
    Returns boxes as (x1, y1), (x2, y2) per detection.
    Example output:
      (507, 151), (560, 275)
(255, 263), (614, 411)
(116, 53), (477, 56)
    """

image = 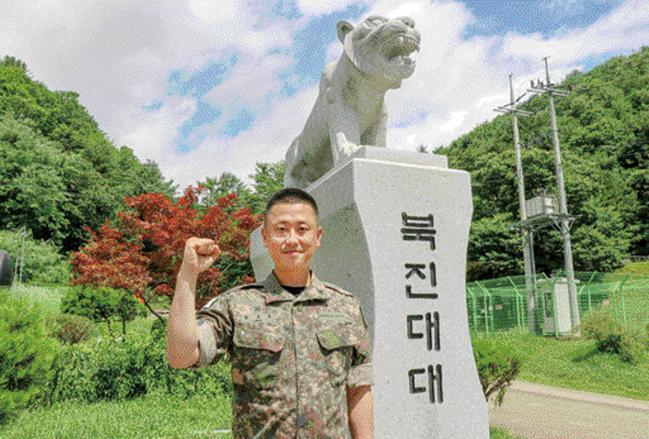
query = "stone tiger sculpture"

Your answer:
(284, 15), (421, 189)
